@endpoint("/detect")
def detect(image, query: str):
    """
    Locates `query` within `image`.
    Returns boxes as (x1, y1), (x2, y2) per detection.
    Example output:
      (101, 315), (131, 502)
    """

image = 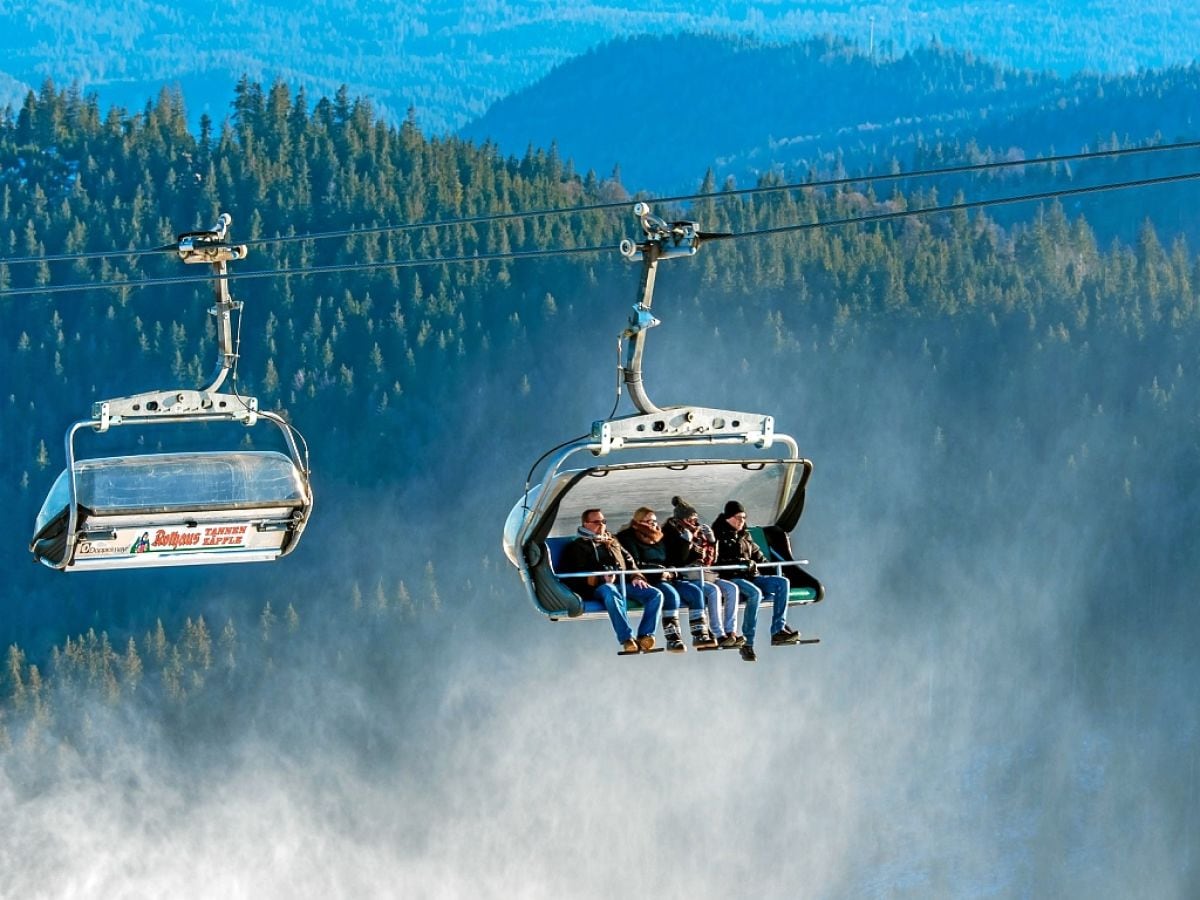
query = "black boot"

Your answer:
(663, 617), (686, 653)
